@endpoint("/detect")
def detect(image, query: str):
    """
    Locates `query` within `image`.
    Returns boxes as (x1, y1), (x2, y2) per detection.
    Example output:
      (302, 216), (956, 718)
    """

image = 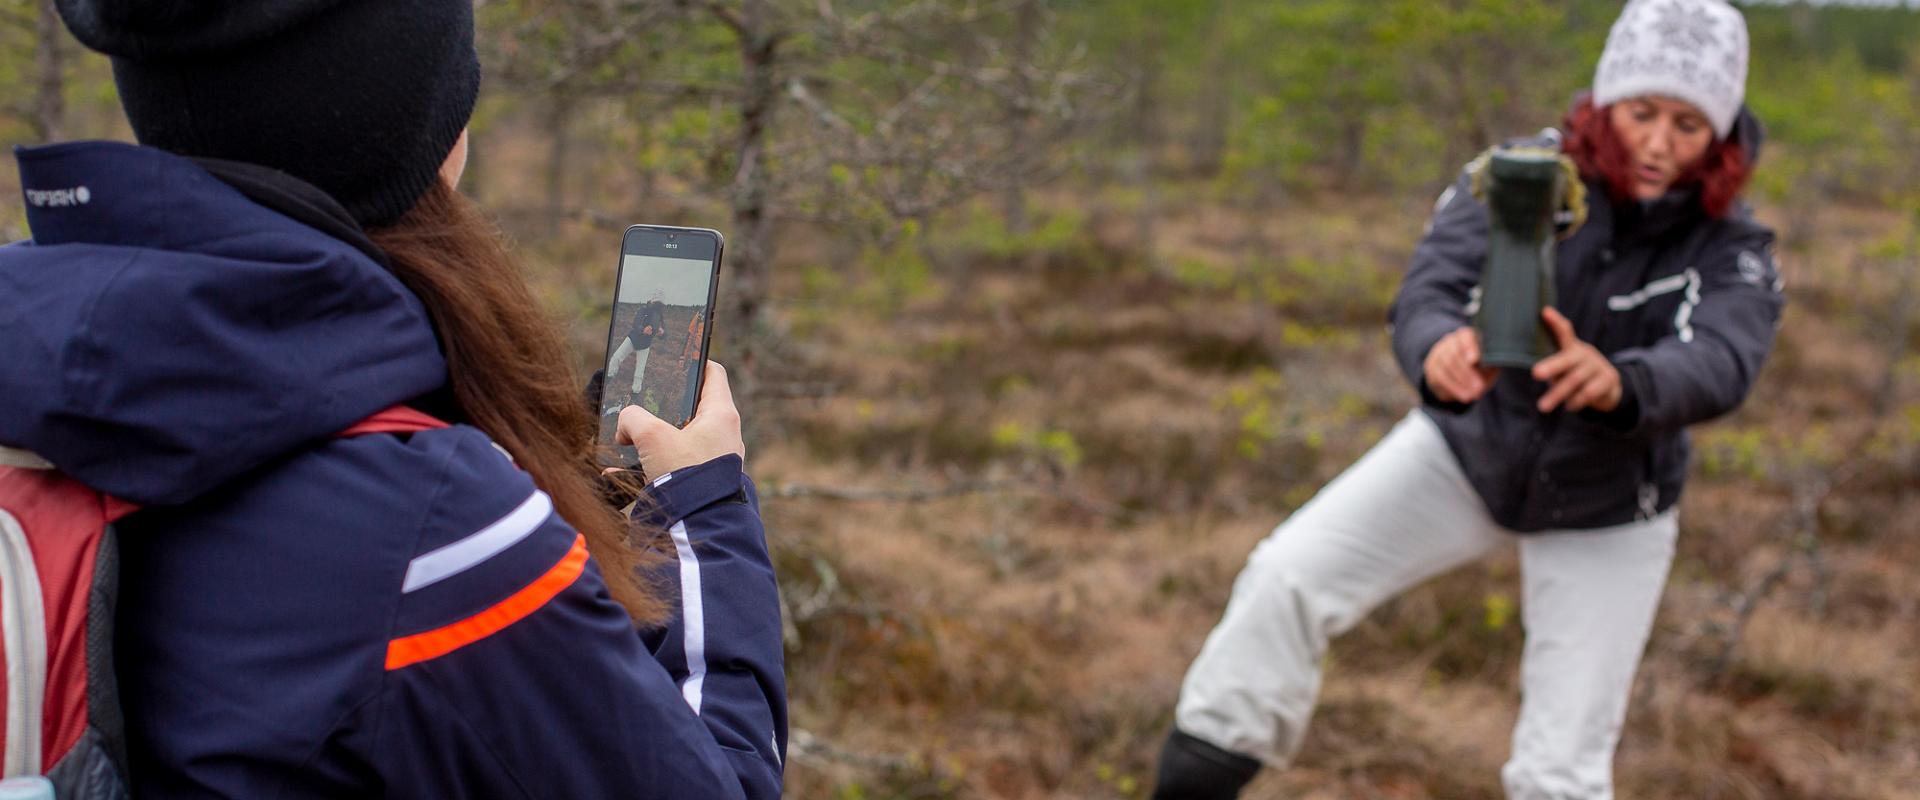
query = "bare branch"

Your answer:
(1707, 475), (1830, 681)
(788, 728), (920, 772)
(785, 77), (853, 133)
(702, 0), (748, 40)
(766, 471), (1126, 520)
(765, 478), (1026, 503)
